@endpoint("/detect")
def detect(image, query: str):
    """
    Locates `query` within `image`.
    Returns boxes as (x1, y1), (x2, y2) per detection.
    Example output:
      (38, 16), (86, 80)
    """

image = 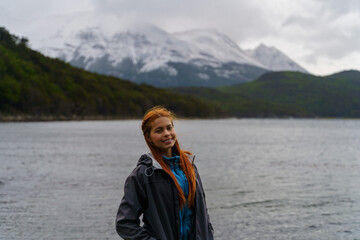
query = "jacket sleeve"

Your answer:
(115, 169), (157, 240)
(194, 164), (215, 236)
